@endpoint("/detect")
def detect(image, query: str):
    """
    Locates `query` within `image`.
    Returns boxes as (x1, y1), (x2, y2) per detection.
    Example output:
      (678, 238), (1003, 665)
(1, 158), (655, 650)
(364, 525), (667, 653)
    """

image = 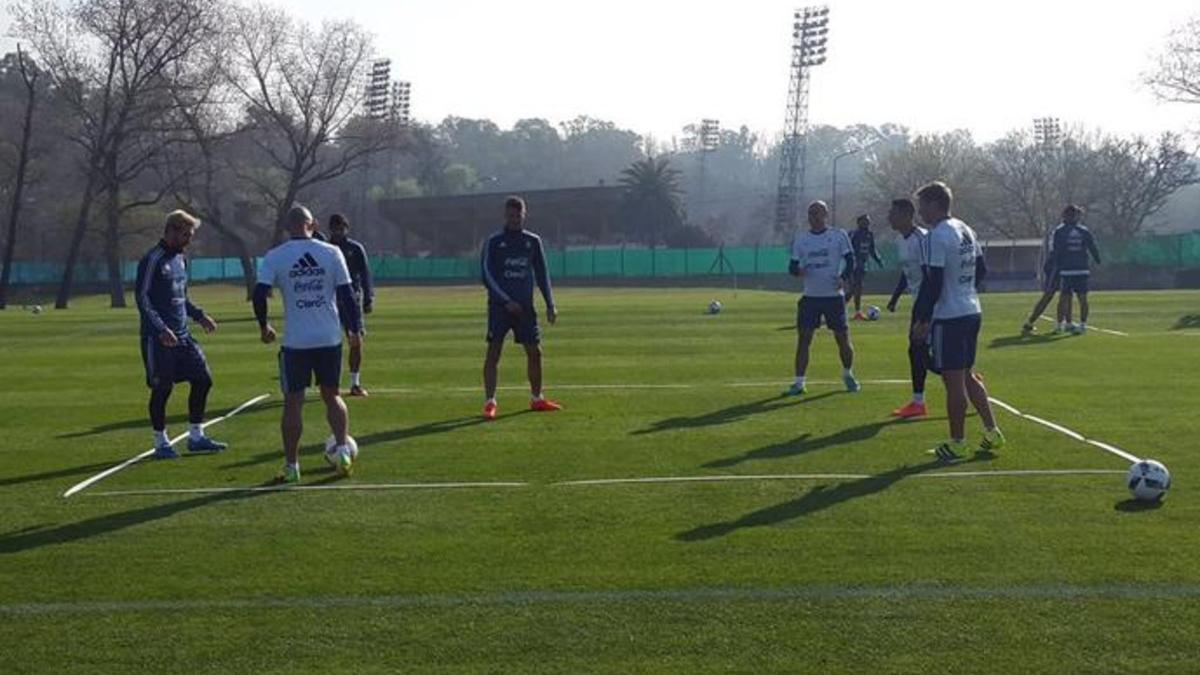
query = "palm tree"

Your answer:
(619, 156), (685, 246)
